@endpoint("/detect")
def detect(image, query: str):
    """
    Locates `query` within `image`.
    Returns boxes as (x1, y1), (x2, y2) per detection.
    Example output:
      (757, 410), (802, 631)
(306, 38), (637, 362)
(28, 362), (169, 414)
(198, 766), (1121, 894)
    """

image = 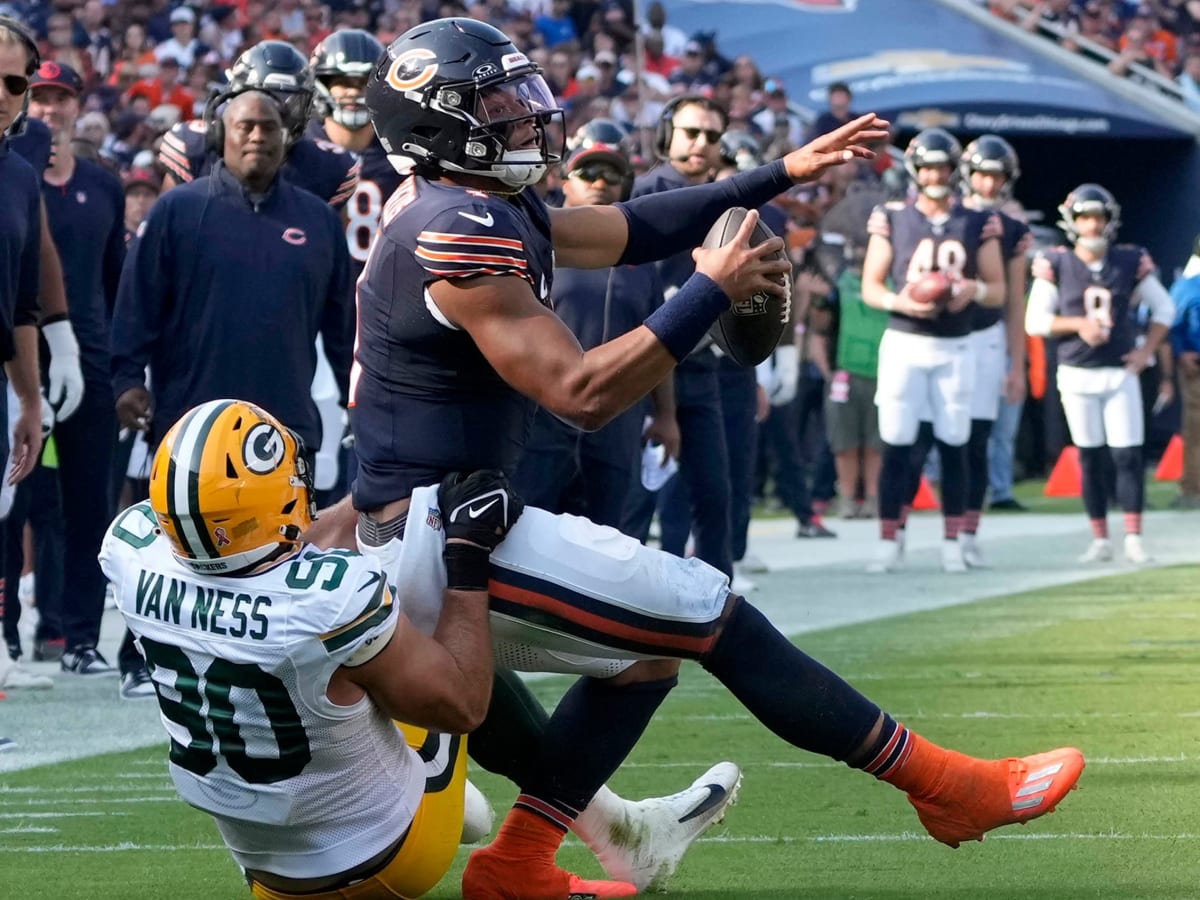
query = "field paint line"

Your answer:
(688, 831), (1200, 845)
(3, 842), (226, 853)
(0, 785), (174, 795)
(114, 773), (174, 781)
(0, 796), (177, 807)
(0, 812), (129, 819)
(0, 826), (58, 834)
